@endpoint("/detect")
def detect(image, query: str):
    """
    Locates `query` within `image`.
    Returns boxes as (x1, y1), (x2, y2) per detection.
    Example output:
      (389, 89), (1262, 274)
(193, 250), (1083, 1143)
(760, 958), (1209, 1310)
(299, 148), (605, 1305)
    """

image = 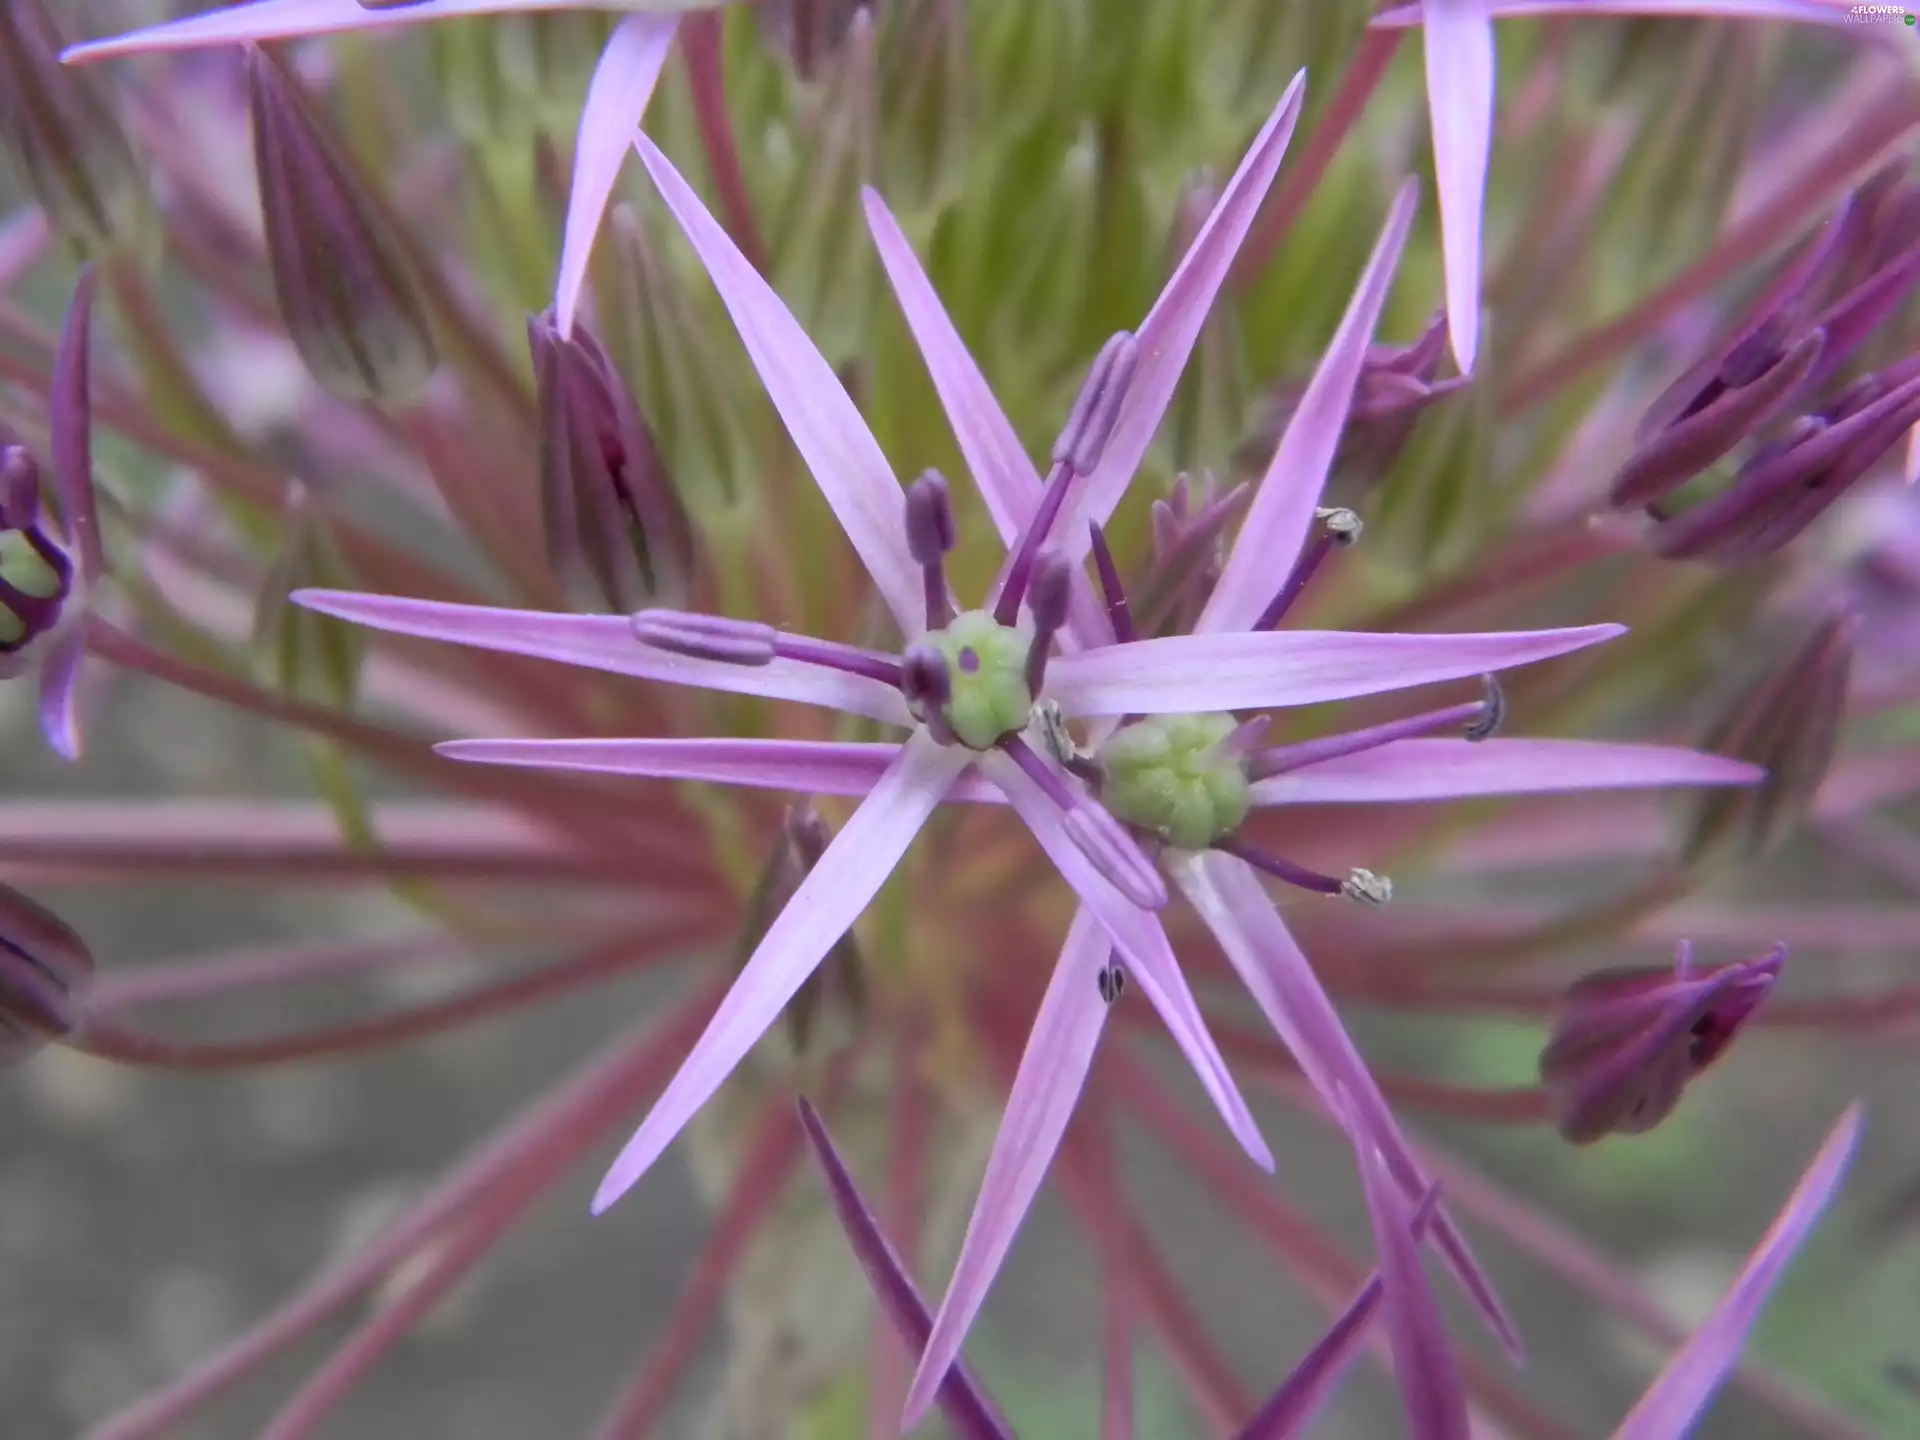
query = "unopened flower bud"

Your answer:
(1540, 942), (1781, 1144)
(0, 438), (73, 659)
(246, 44), (438, 405)
(1677, 612), (1852, 867)
(0, 880), (93, 1064)
(631, 609), (778, 666)
(530, 311), (693, 613)
(1053, 331), (1140, 476)
(1134, 472), (1249, 635)
(0, 0), (151, 256)
(876, 0), (972, 212)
